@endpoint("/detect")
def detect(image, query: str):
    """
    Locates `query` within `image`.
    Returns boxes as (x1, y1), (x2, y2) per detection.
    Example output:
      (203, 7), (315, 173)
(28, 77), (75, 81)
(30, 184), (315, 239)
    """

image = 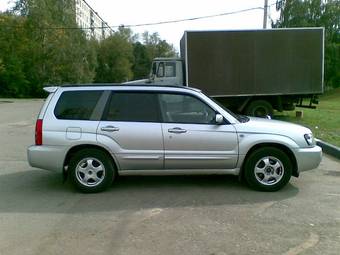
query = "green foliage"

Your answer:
(273, 0), (340, 89)
(142, 31), (177, 60)
(94, 32), (134, 82)
(0, 0), (96, 97)
(132, 42), (151, 80)
(0, 1), (177, 97)
(131, 31), (177, 80)
(23, 0), (96, 94)
(275, 87), (340, 146)
(94, 29), (177, 82)
(0, 14), (30, 97)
